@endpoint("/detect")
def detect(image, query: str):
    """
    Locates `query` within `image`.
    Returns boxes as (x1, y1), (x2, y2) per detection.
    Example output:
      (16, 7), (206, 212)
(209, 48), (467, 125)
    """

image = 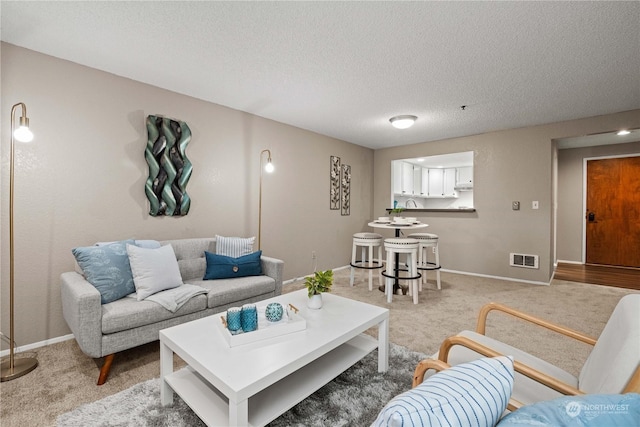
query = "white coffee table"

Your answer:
(160, 289), (389, 427)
